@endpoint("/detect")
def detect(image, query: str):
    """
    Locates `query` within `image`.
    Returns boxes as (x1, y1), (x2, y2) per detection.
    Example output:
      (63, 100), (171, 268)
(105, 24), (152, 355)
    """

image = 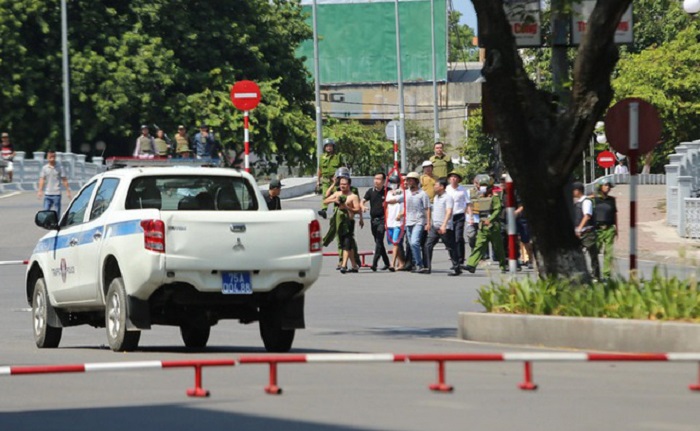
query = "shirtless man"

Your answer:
(323, 176), (361, 273)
